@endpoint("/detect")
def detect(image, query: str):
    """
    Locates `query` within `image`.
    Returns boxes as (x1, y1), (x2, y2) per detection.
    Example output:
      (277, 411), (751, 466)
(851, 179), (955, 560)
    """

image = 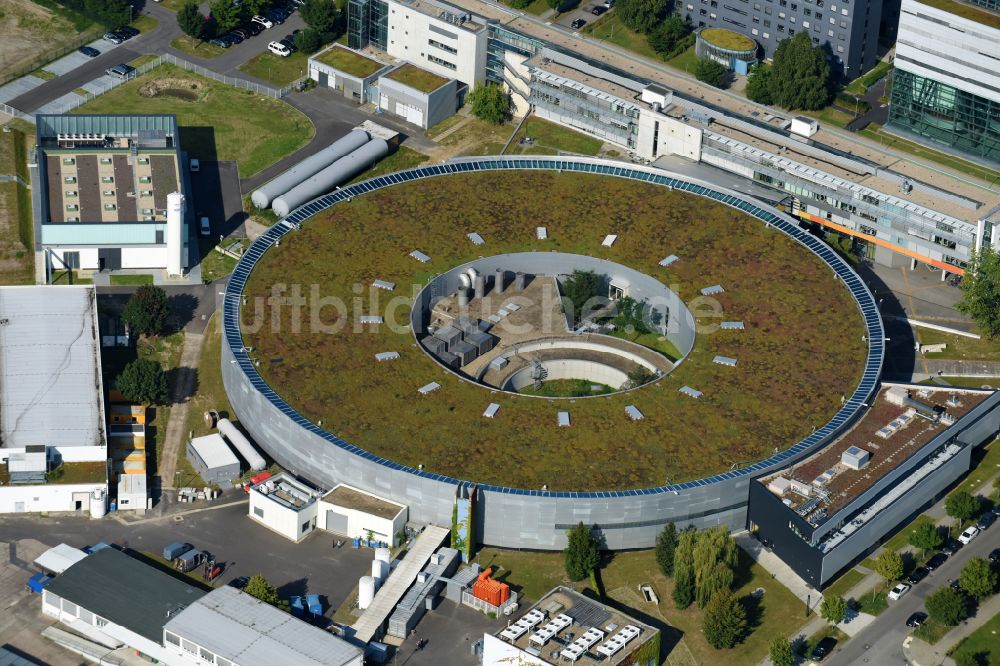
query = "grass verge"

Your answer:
(914, 617), (951, 645)
(582, 14), (659, 61)
(238, 51), (309, 87)
(30, 69), (57, 81)
(132, 14), (158, 33)
(800, 625), (848, 659)
(347, 146), (430, 184)
(845, 60), (892, 95)
(823, 568), (865, 599)
(916, 328), (1000, 363)
(110, 274), (154, 285)
(509, 116), (603, 156)
(51, 269), (94, 285)
(169, 35), (226, 60)
(72, 63), (314, 178)
(128, 54), (159, 68)
(949, 608), (1000, 662)
(854, 588), (888, 615)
